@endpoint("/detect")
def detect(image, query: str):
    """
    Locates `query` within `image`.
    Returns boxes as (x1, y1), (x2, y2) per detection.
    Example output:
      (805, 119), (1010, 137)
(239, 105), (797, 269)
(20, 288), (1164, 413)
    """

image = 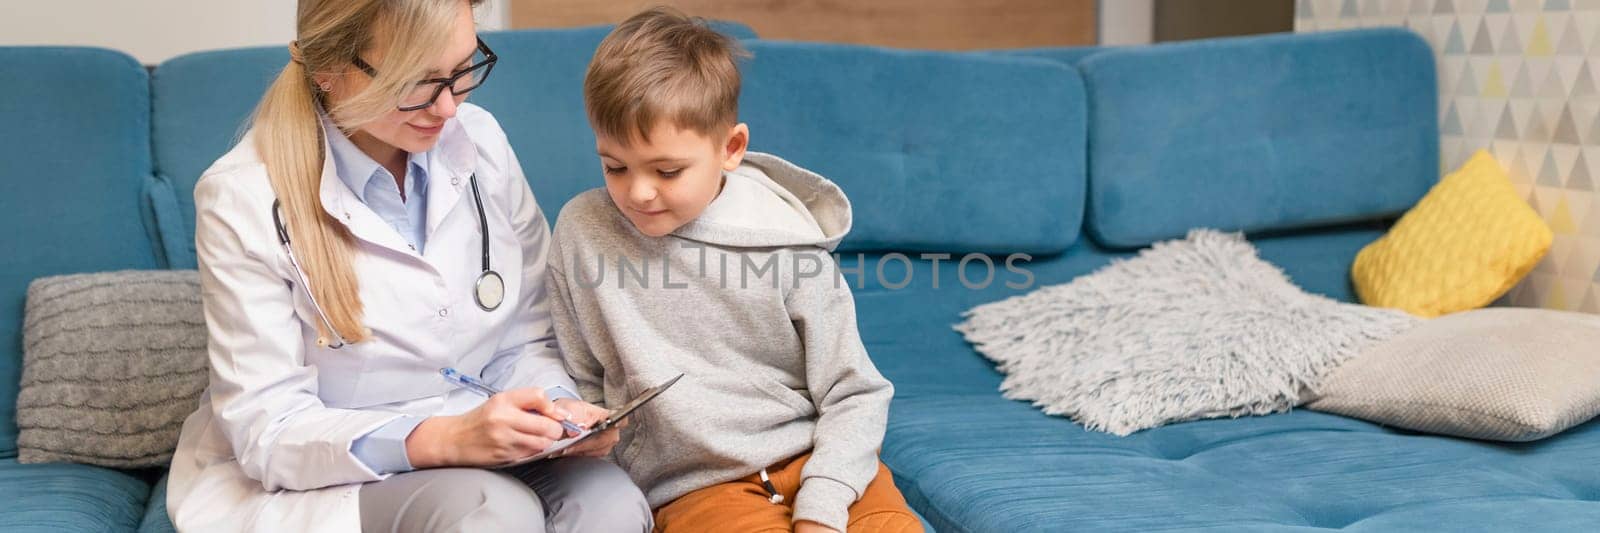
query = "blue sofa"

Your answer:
(6, 24), (1600, 532)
